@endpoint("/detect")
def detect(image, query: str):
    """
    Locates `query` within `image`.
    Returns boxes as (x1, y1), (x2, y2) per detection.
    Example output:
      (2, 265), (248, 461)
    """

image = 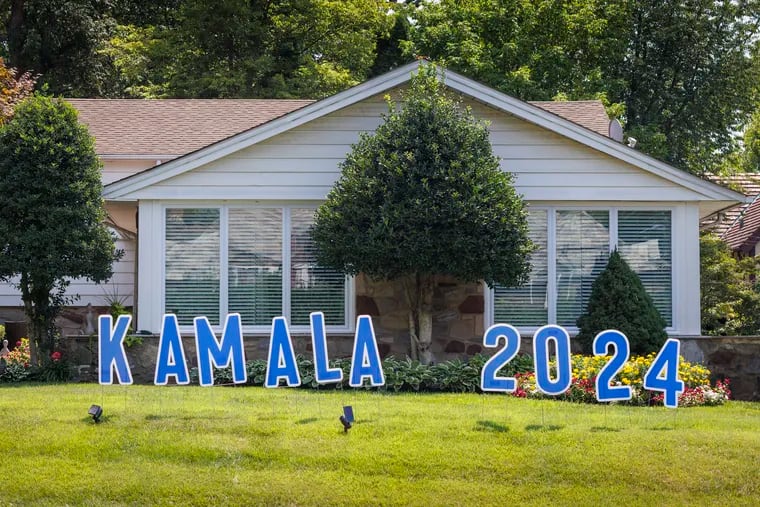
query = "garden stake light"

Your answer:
(88, 404), (103, 423)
